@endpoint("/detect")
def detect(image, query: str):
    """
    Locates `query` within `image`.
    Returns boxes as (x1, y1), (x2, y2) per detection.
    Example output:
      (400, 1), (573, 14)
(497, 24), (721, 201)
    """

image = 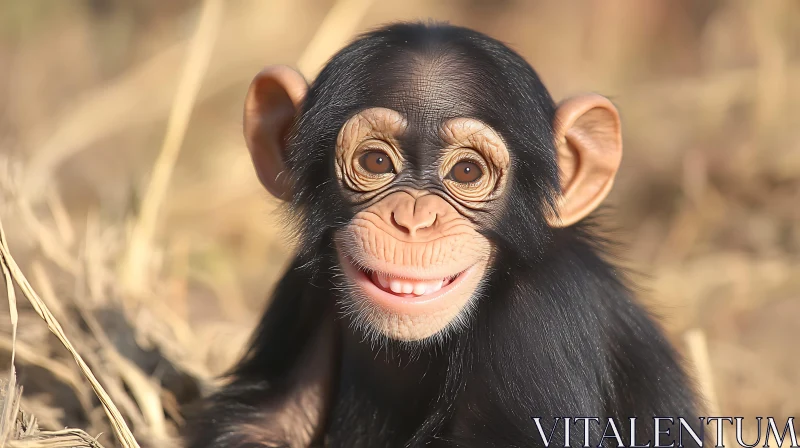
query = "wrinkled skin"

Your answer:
(332, 107), (508, 341)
